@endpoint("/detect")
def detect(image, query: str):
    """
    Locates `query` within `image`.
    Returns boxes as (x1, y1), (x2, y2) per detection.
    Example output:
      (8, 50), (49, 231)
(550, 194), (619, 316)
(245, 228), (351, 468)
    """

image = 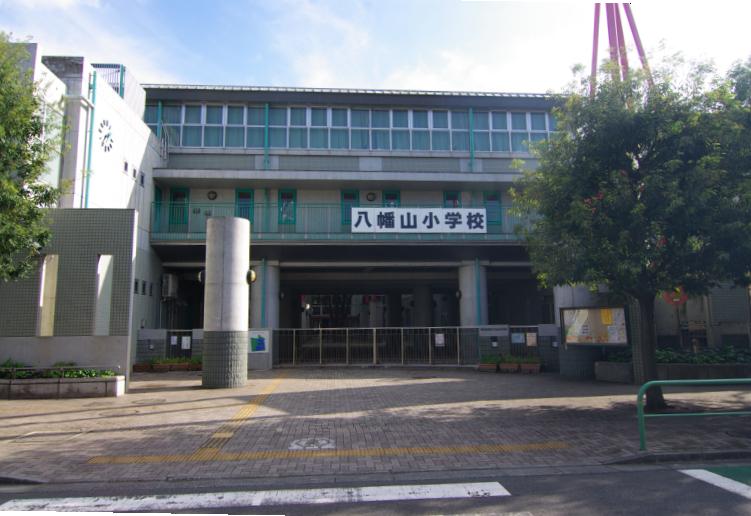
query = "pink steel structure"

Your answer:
(591, 3), (652, 92)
